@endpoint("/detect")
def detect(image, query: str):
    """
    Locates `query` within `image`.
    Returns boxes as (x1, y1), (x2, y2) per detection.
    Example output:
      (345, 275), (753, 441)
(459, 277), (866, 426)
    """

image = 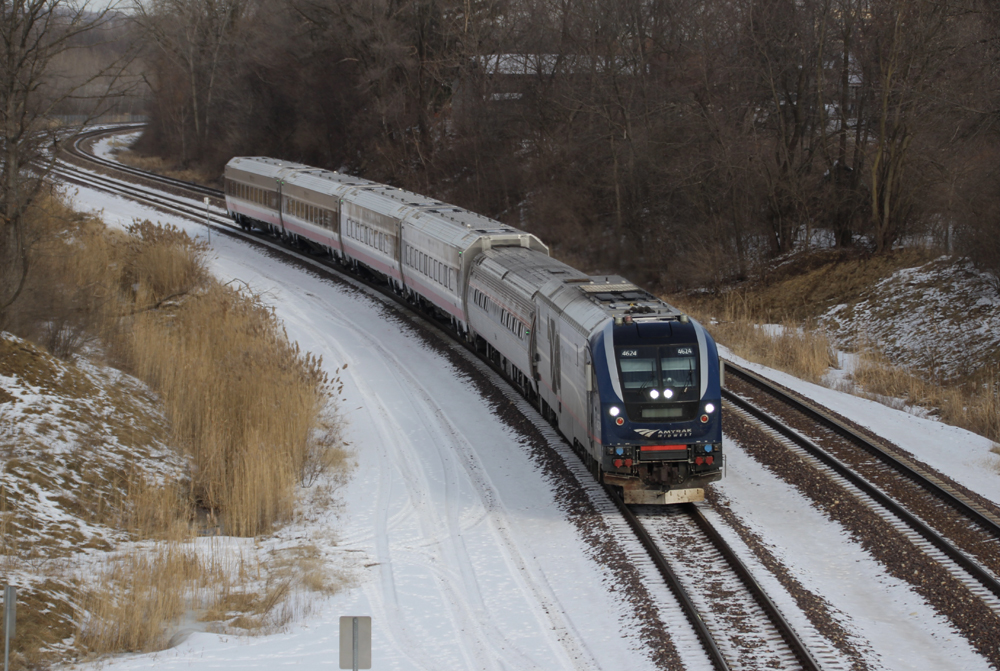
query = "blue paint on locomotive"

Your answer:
(589, 319), (722, 461)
